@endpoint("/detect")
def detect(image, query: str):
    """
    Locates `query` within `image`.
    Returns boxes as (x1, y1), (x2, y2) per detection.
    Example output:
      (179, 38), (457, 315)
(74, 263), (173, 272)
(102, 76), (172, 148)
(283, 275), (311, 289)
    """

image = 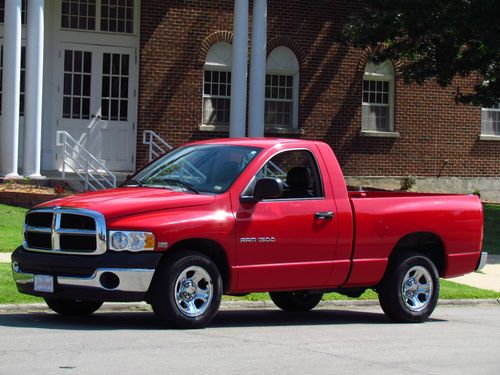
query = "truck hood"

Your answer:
(36, 187), (216, 219)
